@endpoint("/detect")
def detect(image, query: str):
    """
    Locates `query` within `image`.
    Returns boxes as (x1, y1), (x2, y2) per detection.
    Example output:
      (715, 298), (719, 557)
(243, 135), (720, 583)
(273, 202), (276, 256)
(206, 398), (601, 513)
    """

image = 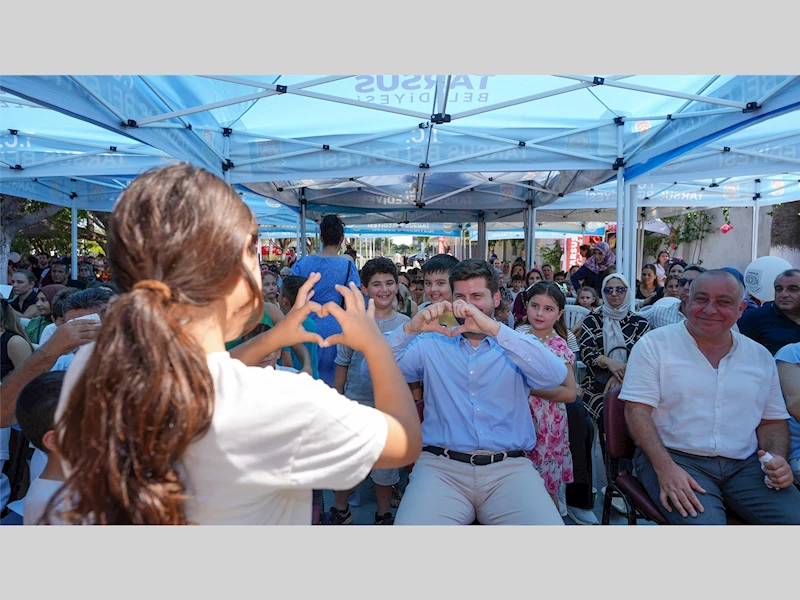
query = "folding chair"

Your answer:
(602, 385), (746, 525)
(564, 305), (589, 331)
